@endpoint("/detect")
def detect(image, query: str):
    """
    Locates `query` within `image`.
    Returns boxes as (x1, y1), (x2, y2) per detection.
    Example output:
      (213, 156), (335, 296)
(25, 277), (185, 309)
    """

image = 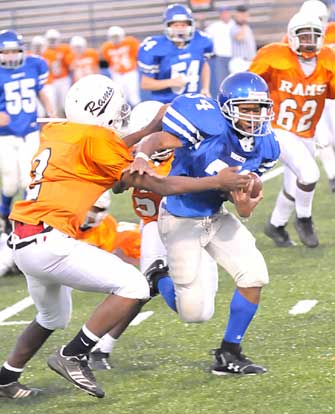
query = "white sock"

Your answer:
(295, 187), (315, 218)
(271, 190), (295, 226)
(91, 334), (118, 354)
(318, 145), (335, 179)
